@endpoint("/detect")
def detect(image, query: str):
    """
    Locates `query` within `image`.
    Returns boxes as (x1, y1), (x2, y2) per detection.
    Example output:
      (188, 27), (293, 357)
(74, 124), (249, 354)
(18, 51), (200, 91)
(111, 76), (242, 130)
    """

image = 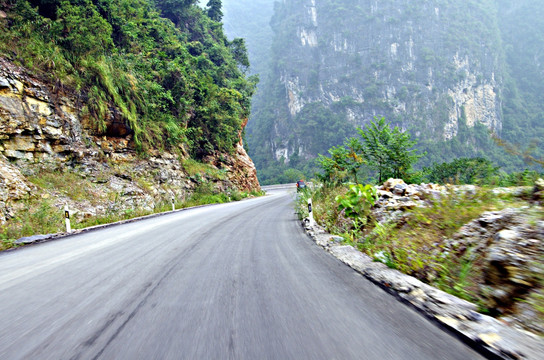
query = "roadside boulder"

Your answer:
(383, 178), (406, 192)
